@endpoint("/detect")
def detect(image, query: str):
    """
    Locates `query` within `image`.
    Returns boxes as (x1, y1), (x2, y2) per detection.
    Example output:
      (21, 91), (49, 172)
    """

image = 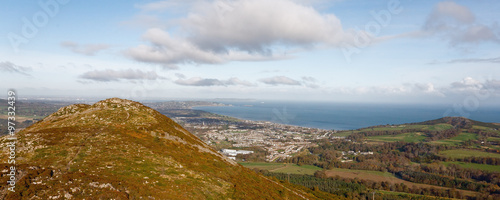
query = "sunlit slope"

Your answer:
(0, 98), (326, 199)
